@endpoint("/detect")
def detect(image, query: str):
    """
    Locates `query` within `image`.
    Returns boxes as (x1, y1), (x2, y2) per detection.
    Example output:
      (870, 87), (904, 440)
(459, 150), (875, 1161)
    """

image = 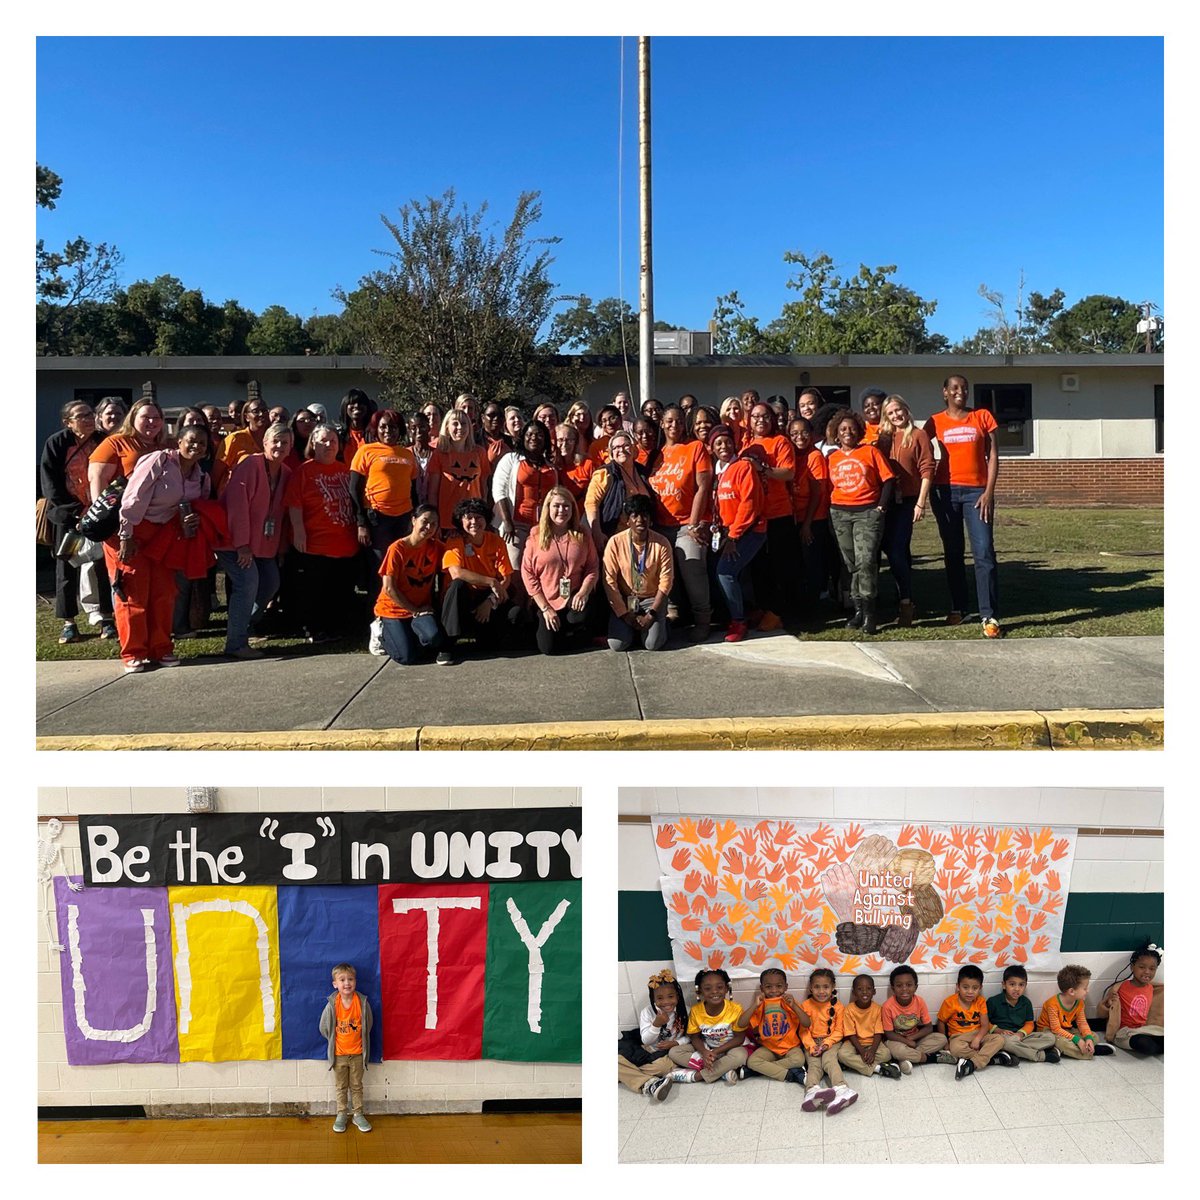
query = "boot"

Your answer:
(898, 599), (915, 627)
(845, 601), (864, 630)
(862, 600), (877, 635)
